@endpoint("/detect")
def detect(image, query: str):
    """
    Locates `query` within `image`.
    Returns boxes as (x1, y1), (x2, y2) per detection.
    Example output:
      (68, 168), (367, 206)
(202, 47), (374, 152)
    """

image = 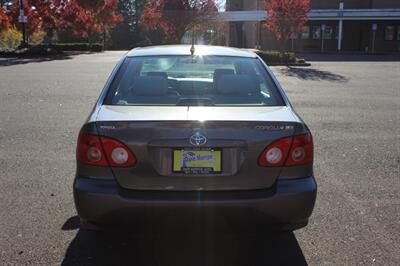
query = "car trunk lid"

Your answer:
(96, 105), (300, 191)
